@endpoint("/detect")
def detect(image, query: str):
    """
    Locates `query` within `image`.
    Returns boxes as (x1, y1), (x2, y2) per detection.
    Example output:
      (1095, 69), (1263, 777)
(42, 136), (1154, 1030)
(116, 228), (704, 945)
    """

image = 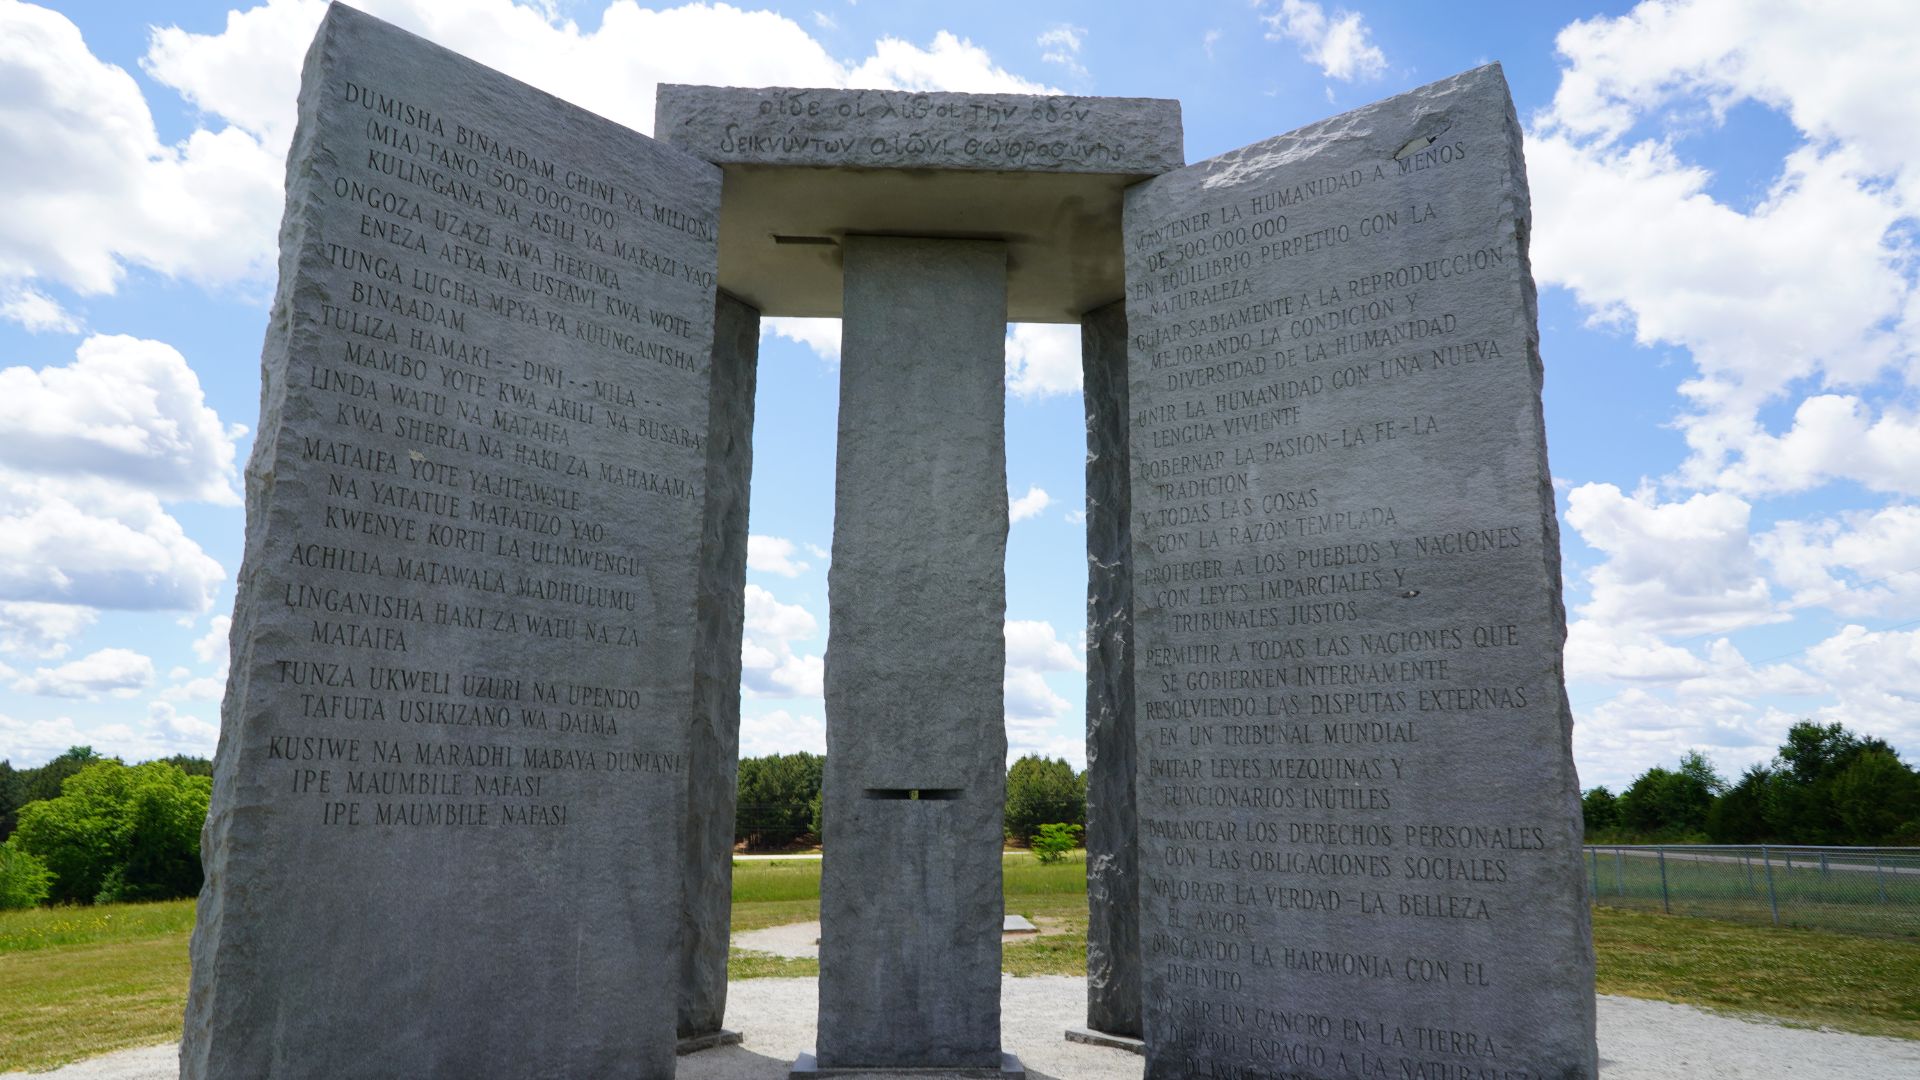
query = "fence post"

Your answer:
(1743, 851), (1754, 895)
(1876, 855), (1888, 905)
(1588, 847), (1600, 902)
(1820, 851), (1829, 878)
(1615, 849), (1624, 897)
(1657, 846), (1671, 914)
(1762, 845), (1780, 927)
